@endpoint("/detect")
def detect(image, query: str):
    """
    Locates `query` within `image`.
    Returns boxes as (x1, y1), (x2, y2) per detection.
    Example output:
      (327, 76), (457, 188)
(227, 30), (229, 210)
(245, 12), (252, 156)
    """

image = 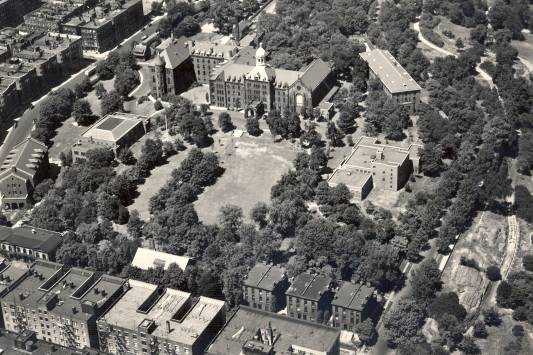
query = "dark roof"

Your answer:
(0, 330), (101, 354)
(332, 281), (374, 311)
(243, 264), (286, 291)
(161, 40), (190, 69)
(300, 58), (331, 90)
(0, 137), (47, 182)
(206, 306), (340, 355)
(0, 225), (62, 254)
(286, 274), (332, 301)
